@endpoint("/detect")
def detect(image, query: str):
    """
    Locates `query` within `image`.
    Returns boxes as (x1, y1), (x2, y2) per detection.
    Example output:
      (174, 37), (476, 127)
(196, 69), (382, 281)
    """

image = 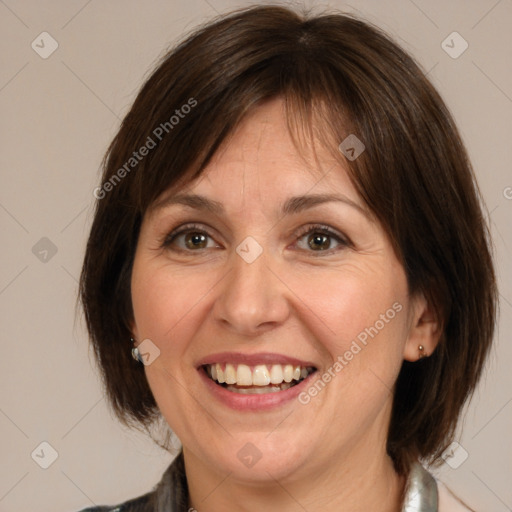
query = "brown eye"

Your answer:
(307, 233), (332, 251)
(163, 224), (220, 252)
(184, 232), (208, 249)
(294, 224), (349, 254)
